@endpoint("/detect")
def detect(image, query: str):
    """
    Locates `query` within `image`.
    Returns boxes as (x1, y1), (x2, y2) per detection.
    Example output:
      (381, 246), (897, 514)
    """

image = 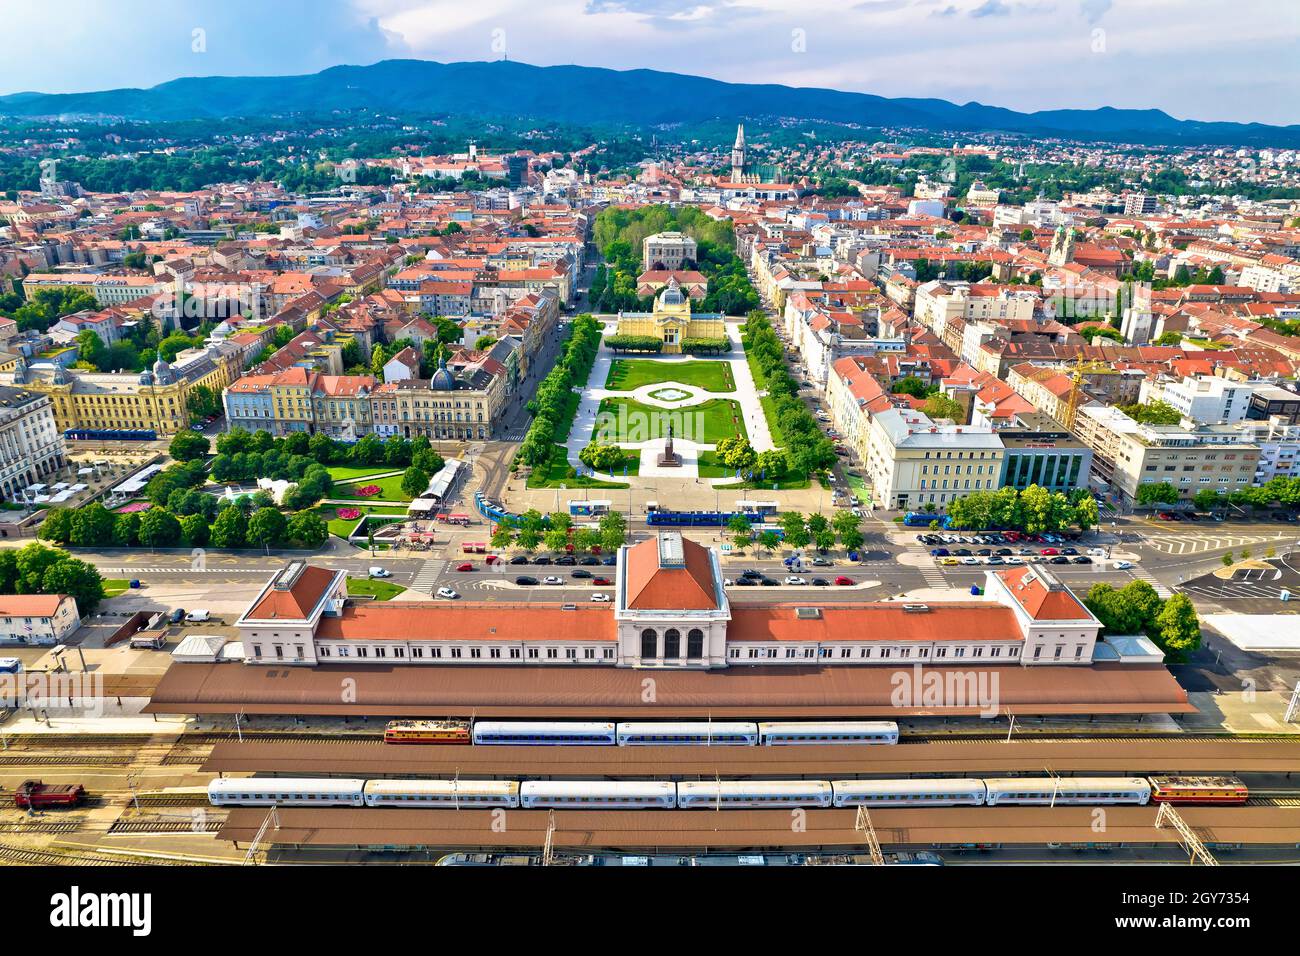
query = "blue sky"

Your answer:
(0, 0), (1297, 125)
